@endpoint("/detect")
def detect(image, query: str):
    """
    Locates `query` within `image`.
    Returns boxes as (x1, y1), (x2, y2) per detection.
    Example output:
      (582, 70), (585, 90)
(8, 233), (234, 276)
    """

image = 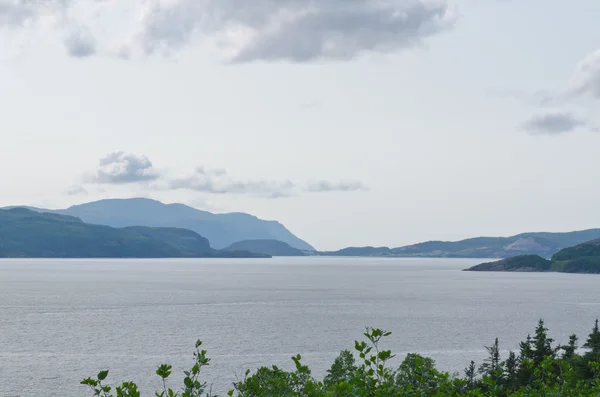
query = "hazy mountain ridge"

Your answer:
(0, 208), (269, 258)
(321, 230), (600, 258)
(4, 198), (314, 251)
(466, 238), (600, 273)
